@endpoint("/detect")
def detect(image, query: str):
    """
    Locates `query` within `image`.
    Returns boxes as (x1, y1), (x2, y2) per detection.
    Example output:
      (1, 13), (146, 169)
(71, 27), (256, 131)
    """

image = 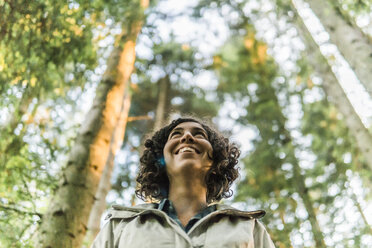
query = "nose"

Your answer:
(180, 131), (195, 143)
